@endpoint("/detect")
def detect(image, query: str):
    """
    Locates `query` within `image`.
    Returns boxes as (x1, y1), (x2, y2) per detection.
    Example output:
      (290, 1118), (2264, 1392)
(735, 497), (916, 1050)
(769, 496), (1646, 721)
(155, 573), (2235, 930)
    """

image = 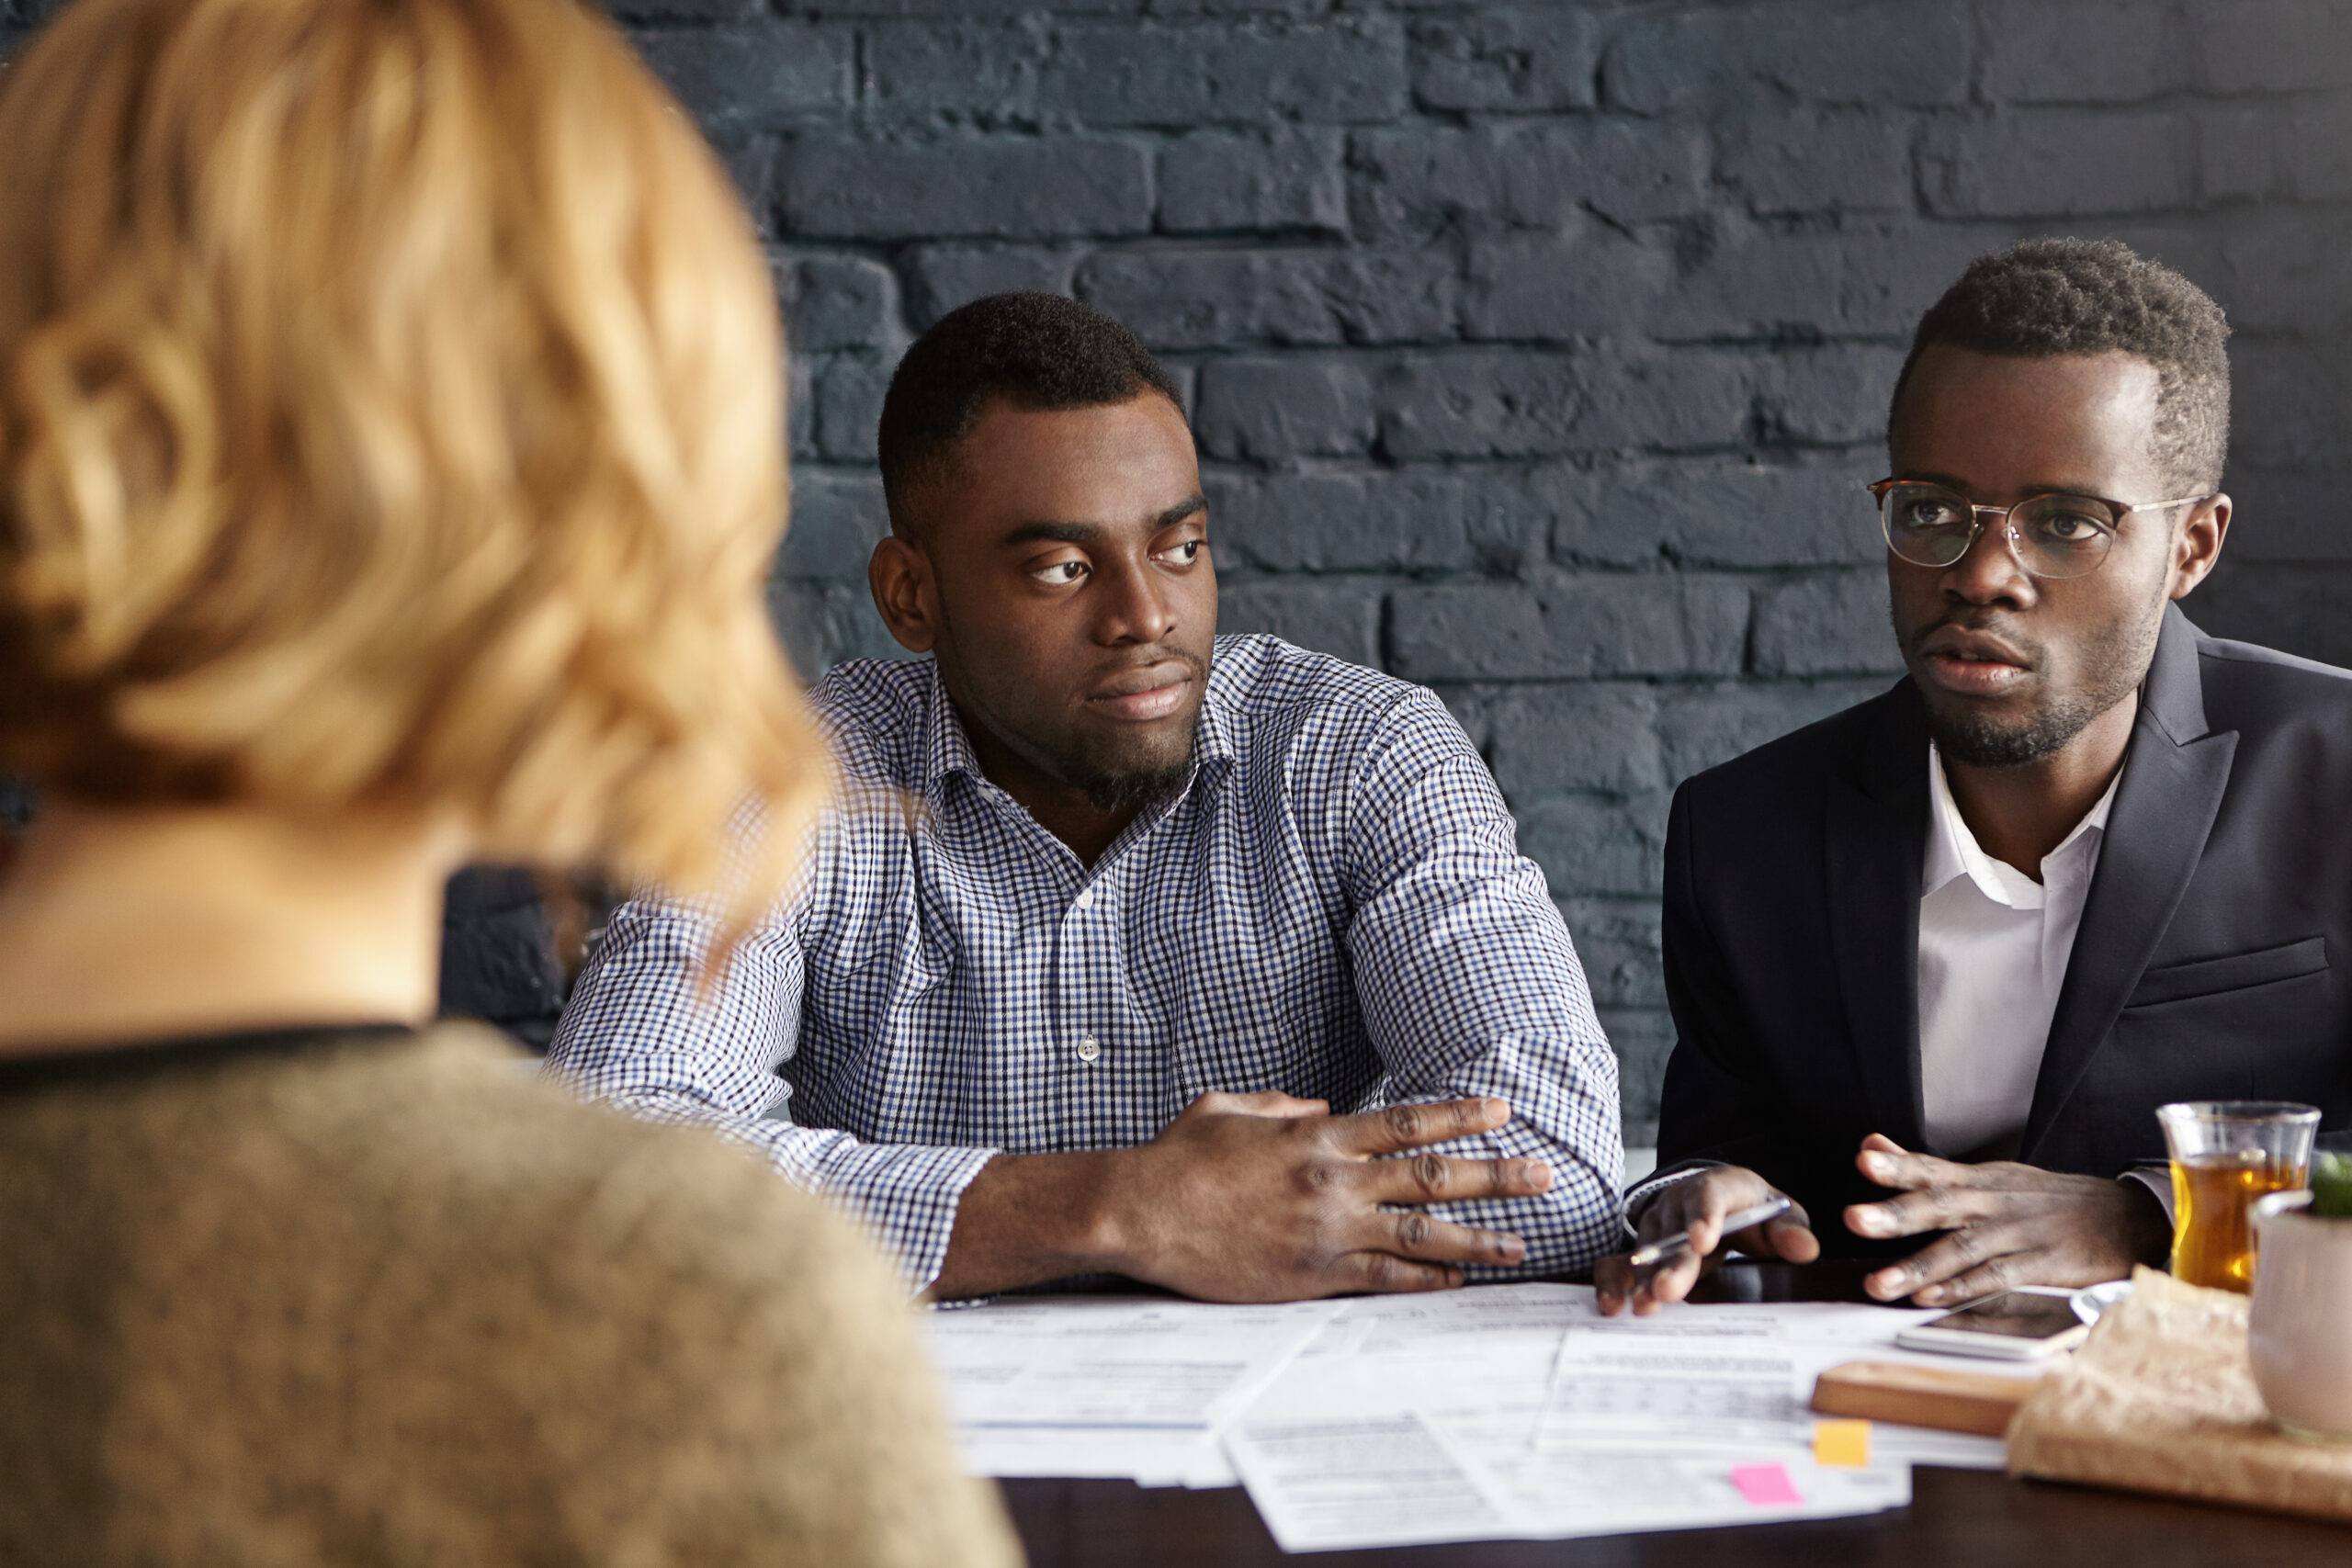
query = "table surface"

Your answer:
(1001, 1466), (2352, 1568)
(995, 1261), (2352, 1567)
